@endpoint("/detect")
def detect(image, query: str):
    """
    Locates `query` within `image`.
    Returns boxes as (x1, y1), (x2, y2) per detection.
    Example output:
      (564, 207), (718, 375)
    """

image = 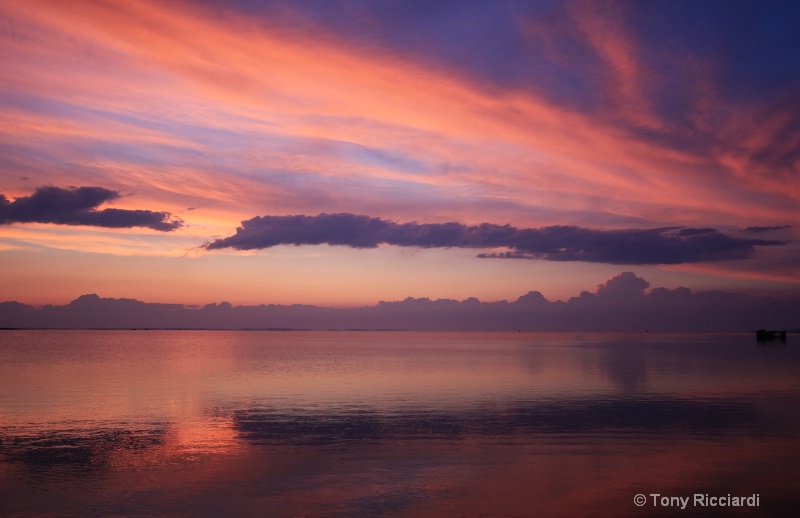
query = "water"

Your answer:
(0, 330), (798, 517)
